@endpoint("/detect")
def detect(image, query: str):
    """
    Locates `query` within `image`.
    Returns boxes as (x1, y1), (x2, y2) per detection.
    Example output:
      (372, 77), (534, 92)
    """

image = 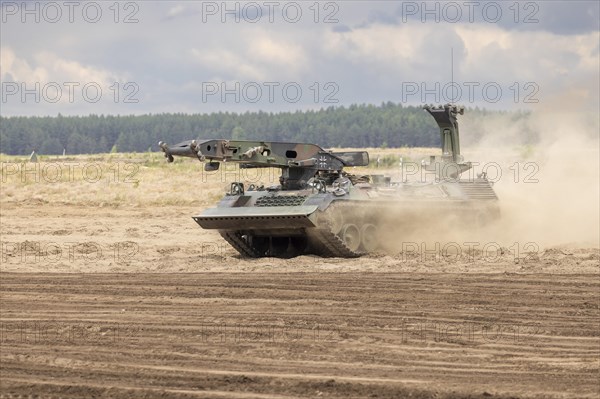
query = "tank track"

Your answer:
(219, 231), (263, 258)
(219, 224), (364, 258)
(308, 227), (364, 258)
(218, 199), (500, 258)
